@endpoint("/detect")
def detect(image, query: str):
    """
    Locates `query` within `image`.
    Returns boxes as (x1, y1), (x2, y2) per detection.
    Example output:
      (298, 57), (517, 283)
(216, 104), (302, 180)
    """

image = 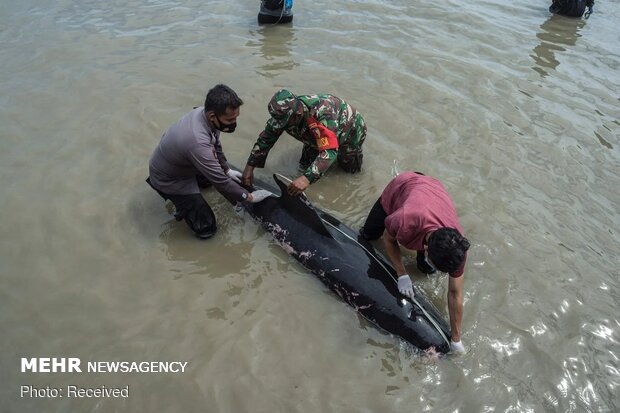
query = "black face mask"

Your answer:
(214, 114), (237, 133)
